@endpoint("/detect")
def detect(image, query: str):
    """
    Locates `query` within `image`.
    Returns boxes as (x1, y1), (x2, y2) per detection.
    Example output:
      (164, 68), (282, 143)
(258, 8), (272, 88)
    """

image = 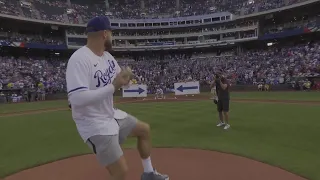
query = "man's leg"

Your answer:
(223, 112), (229, 125)
(223, 99), (230, 130)
(130, 121), (151, 159)
(117, 115), (168, 180)
(86, 135), (128, 180)
(218, 112), (224, 122)
(107, 156), (128, 180)
(216, 100), (225, 127)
